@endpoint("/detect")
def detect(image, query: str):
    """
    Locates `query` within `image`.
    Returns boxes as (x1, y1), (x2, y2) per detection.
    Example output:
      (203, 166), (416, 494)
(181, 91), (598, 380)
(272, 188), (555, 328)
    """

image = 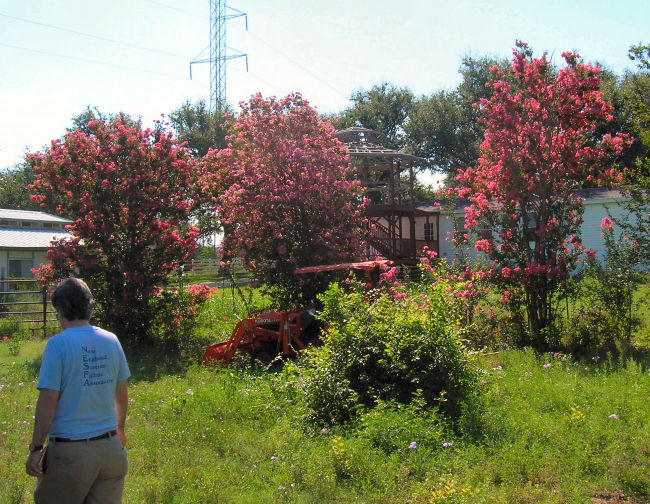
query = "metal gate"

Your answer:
(0, 278), (55, 338)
